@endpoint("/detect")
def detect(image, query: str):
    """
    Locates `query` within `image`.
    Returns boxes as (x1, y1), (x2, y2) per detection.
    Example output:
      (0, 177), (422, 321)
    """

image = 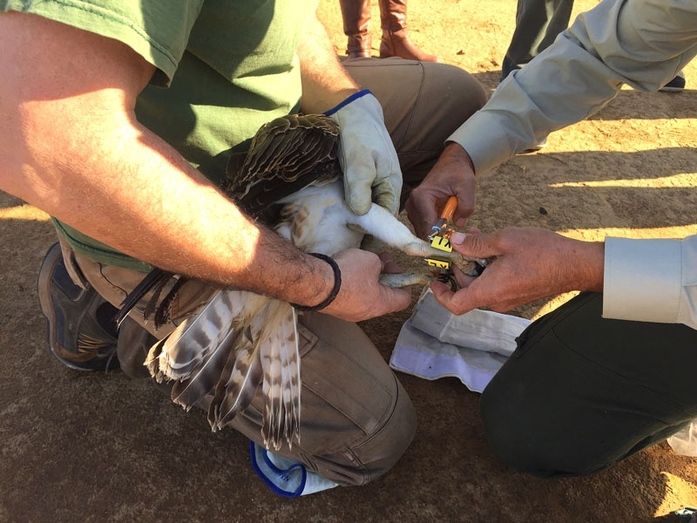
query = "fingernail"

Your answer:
(451, 232), (466, 244)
